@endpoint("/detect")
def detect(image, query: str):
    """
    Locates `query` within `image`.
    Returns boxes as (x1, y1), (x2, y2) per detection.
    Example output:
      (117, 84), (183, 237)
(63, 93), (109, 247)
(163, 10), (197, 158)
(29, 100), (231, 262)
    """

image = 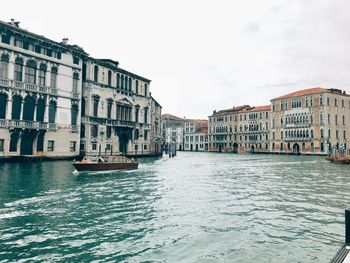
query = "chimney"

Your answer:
(9, 19), (20, 27)
(62, 38), (69, 45)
